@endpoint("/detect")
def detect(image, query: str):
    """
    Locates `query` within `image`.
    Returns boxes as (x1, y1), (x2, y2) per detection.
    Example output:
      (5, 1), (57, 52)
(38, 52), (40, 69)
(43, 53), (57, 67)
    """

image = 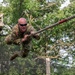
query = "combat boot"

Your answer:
(10, 53), (18, 61)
